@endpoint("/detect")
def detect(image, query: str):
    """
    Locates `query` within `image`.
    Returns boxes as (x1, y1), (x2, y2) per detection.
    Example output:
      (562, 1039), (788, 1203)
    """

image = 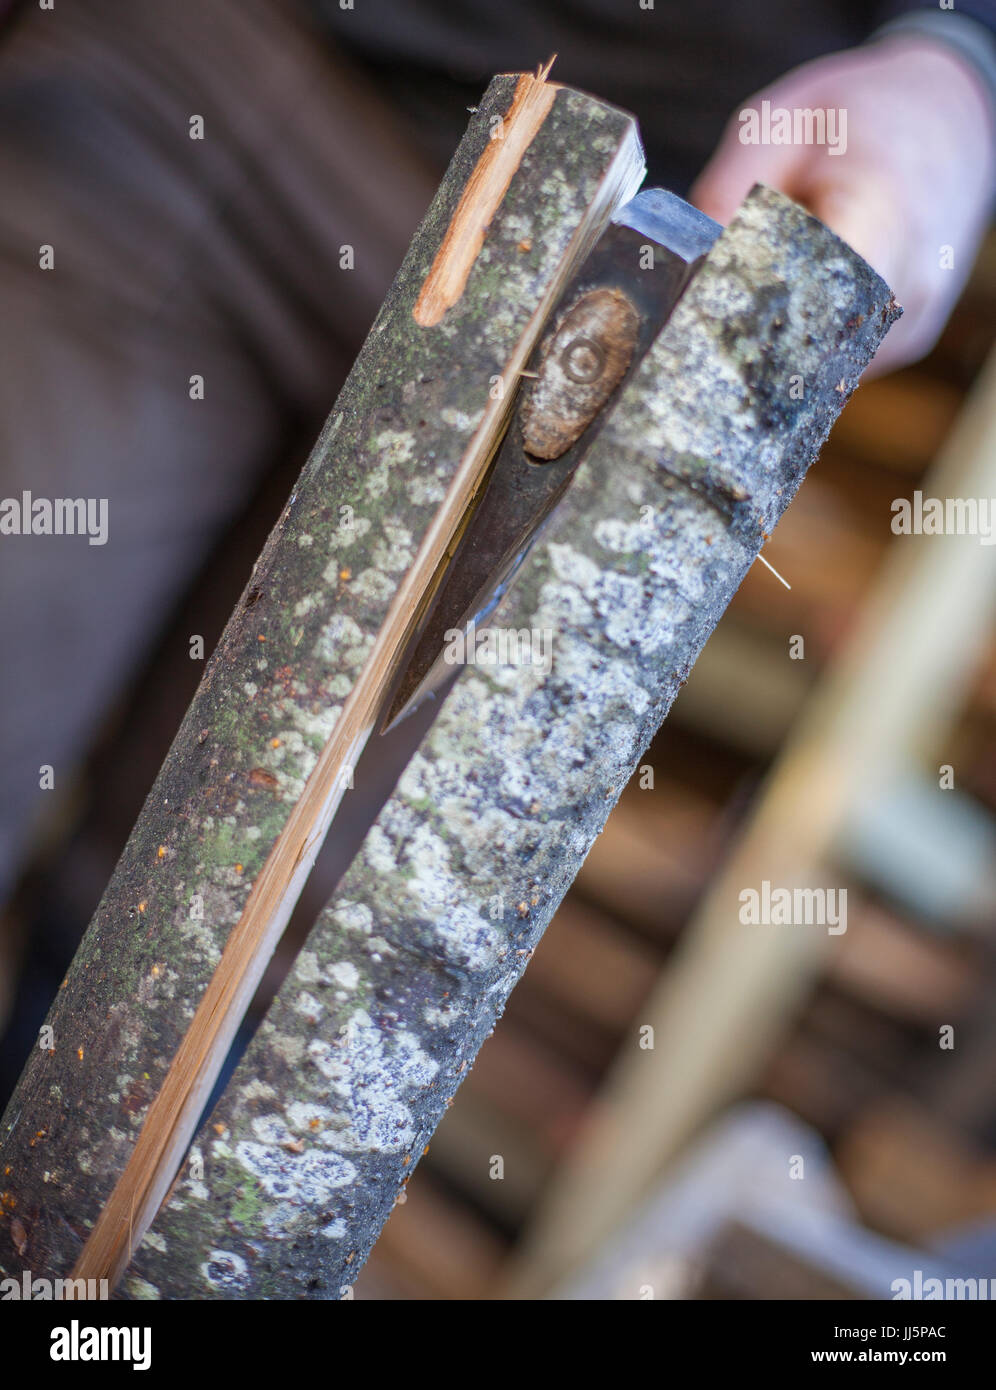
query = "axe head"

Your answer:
(380, 189), (722, 732)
